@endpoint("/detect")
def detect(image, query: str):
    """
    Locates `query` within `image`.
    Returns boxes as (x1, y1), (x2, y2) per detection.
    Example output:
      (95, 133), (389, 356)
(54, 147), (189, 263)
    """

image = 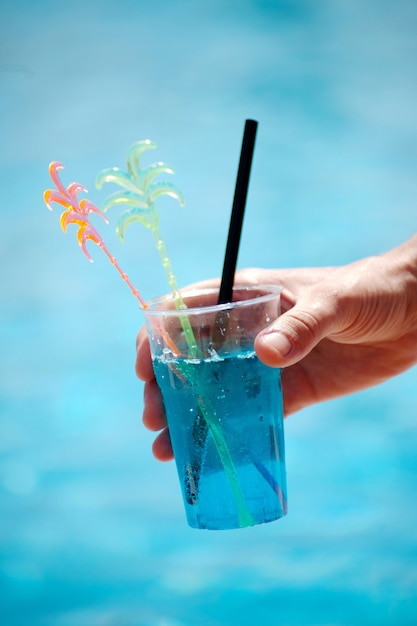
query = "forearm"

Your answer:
(373, 234), (417, 371)
(384, 232), (417, 272)
(383, 233), (417, 328)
